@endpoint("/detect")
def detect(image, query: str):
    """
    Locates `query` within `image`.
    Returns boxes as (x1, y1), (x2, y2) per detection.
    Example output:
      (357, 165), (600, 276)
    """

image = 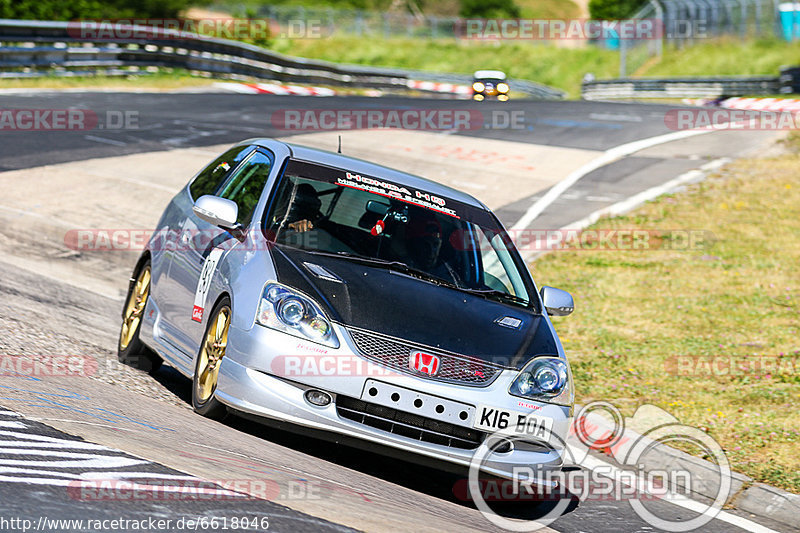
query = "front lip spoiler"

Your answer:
(230, 408), (559, 486)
